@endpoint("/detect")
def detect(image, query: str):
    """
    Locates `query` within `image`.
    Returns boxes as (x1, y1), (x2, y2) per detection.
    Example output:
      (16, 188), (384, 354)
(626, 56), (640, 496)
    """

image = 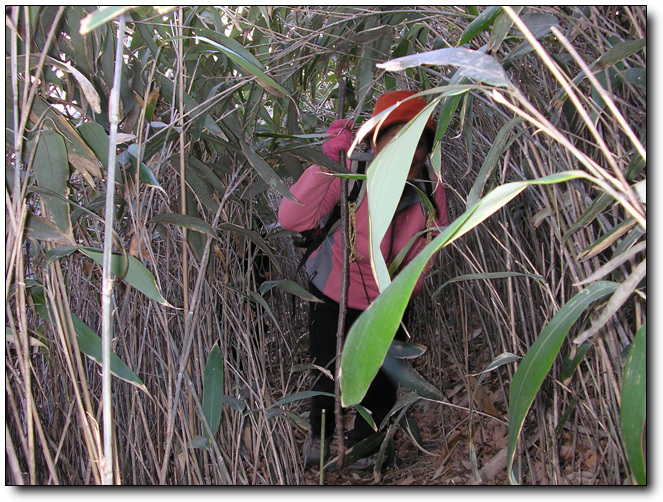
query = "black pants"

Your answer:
(307, 282), (407, 445)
